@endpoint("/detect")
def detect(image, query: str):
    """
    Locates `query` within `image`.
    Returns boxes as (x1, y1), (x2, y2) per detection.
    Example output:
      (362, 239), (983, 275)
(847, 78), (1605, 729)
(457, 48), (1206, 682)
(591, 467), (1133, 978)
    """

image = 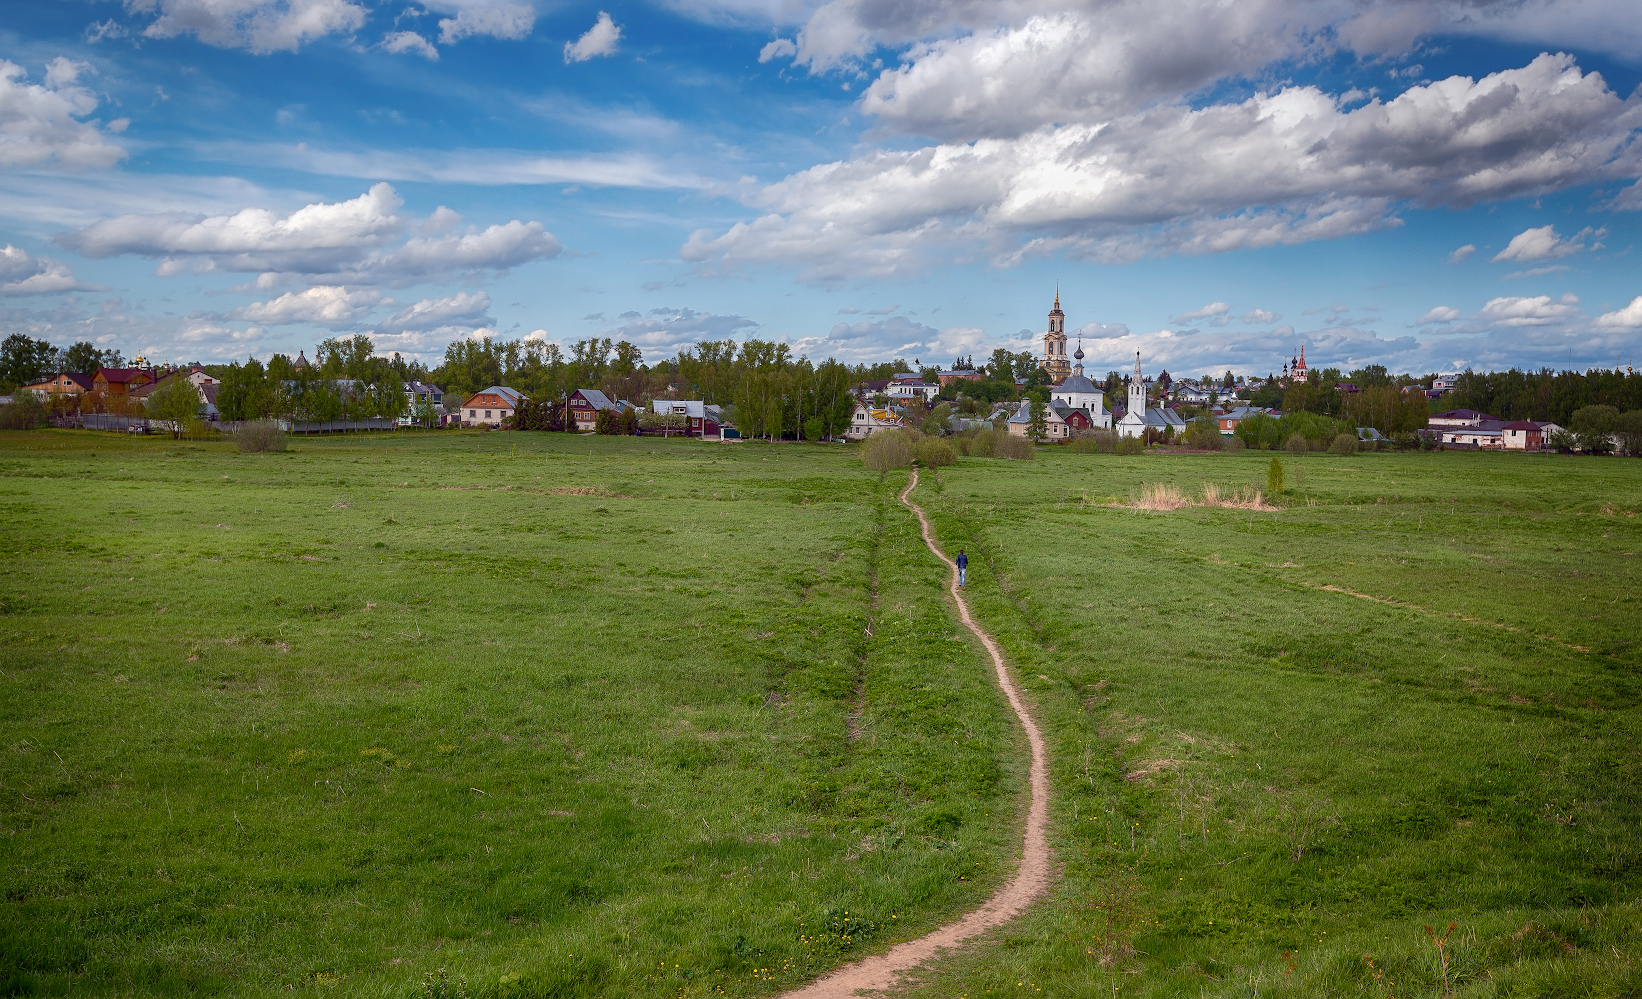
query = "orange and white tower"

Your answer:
(1041, 289), (1071, 381)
